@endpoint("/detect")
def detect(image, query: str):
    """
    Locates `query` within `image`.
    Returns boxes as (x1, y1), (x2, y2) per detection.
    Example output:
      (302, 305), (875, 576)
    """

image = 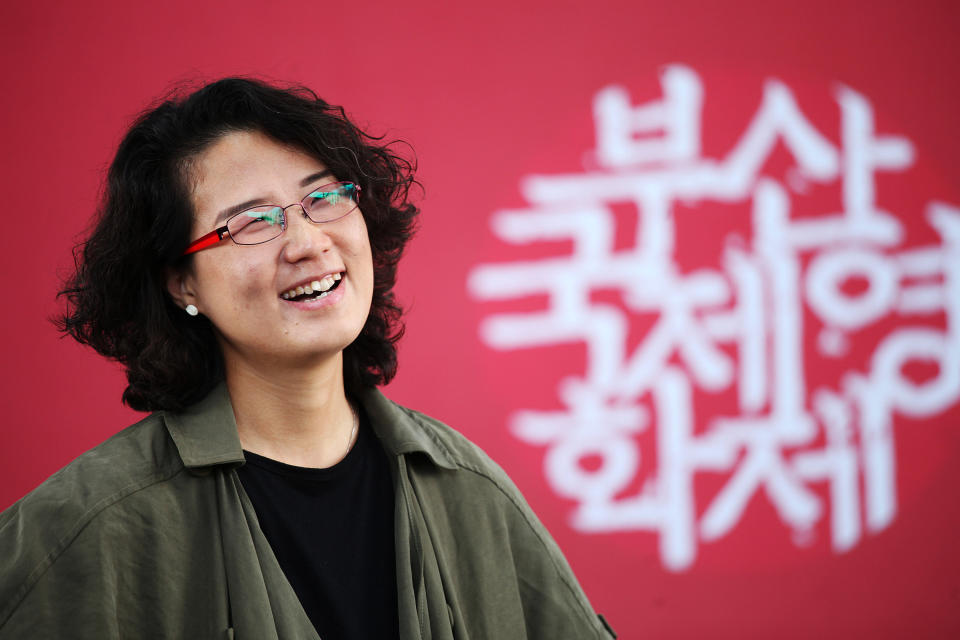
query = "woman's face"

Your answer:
(172, 130), (374, 369)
